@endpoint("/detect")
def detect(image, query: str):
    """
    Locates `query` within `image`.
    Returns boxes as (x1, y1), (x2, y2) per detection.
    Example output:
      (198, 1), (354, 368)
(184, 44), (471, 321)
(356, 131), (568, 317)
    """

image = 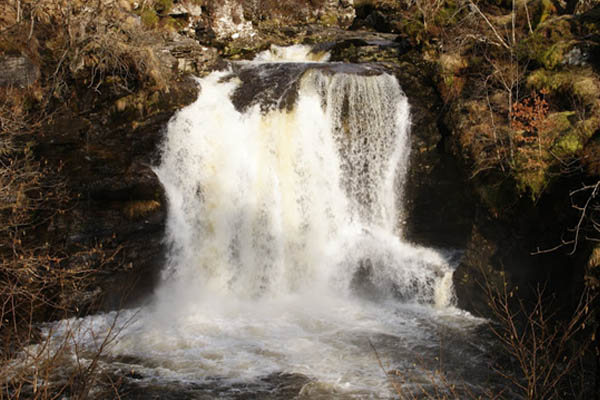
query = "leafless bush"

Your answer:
(1, 0), (172, 99)
(0, 81), (125, 400)
(0, 306), (128, 400)
(372, 281), (597, 399)
(484, 280), (596, 399)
